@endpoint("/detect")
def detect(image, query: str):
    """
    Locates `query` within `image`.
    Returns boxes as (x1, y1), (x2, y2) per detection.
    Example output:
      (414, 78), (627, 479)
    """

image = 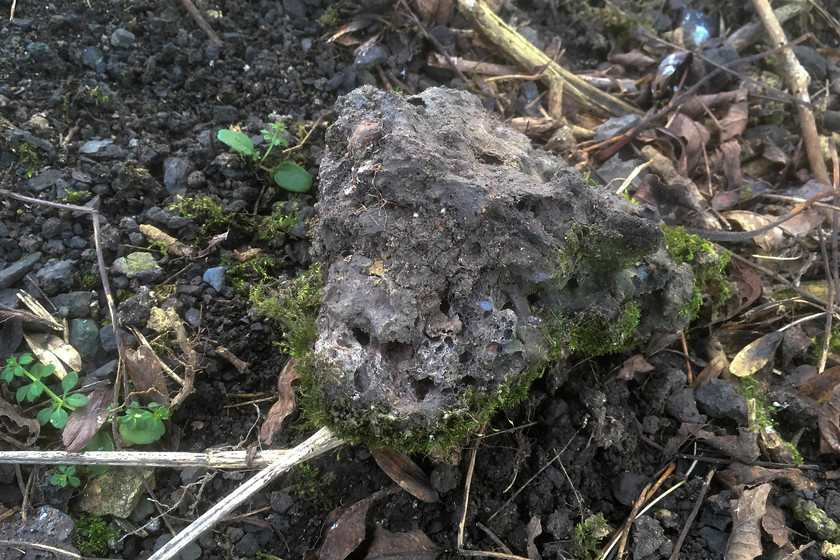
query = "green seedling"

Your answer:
(1, 354), (88, 429)
(217, 123), (312, 193)
(50, 465), (81, 488)
(118, 401), (170, 444)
